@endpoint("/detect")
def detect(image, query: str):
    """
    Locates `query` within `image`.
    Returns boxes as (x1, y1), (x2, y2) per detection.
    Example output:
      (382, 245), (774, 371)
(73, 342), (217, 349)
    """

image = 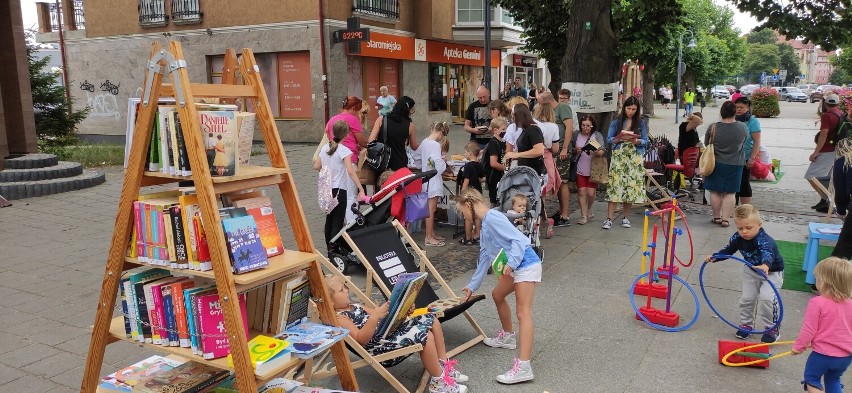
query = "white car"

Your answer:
(775, 87), (808, 102)
(711, 86), (730, 99)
